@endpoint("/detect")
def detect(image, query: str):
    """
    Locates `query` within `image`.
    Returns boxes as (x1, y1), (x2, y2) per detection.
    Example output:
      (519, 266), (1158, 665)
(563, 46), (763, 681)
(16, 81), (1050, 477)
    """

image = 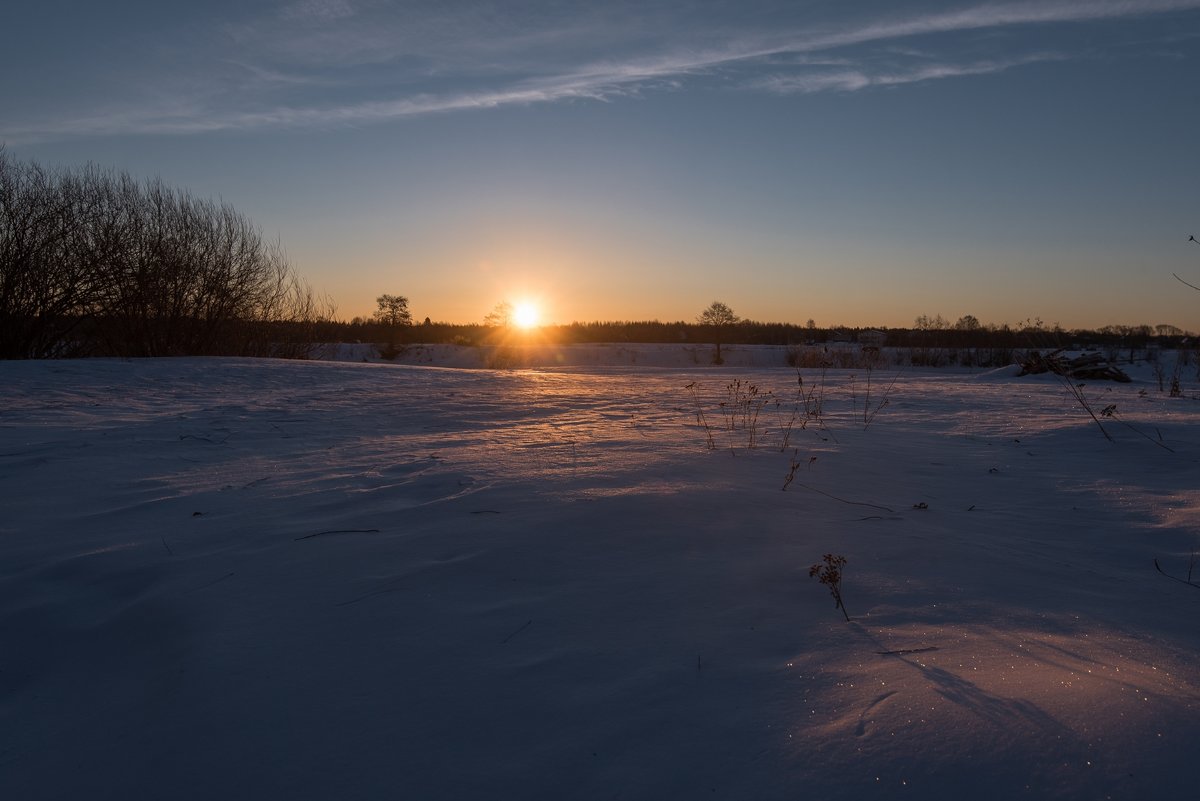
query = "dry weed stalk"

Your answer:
(781, 449), (817, 491)
(810, 554), (850, 621)
(1099, 404), (1175, 452)
(685, 371), (839, 454)
(1063, 380), (1113, 441)
(861, 366), (902, 429)
(684, 381), (716, 450)
(789, 369), (837, 444)
(718, 379), (772, 449)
